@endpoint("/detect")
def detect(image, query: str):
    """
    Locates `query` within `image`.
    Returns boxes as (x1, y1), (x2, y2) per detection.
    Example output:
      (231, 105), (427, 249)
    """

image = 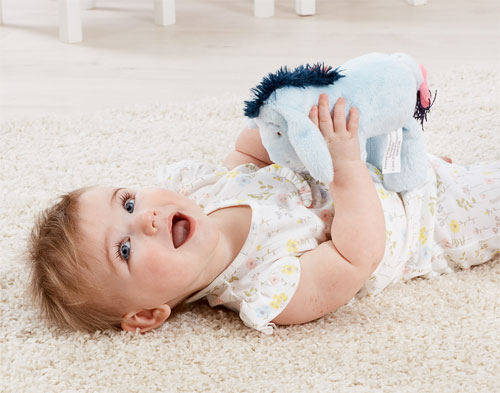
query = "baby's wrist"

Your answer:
(332, 159), (365, 173)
